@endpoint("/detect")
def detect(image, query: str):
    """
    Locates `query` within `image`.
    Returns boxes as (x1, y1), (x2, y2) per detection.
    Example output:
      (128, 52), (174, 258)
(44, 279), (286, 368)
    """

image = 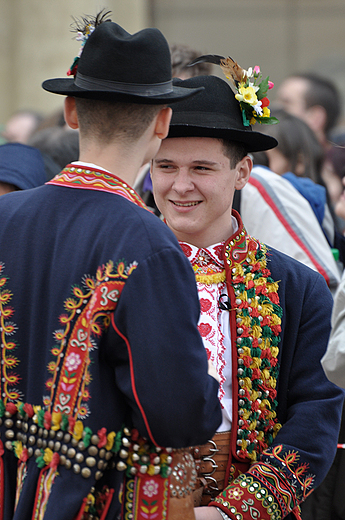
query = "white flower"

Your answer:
(244, 67), (253, 79)
(253, 101), (263, 116)
(142, 479), (159, 498)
